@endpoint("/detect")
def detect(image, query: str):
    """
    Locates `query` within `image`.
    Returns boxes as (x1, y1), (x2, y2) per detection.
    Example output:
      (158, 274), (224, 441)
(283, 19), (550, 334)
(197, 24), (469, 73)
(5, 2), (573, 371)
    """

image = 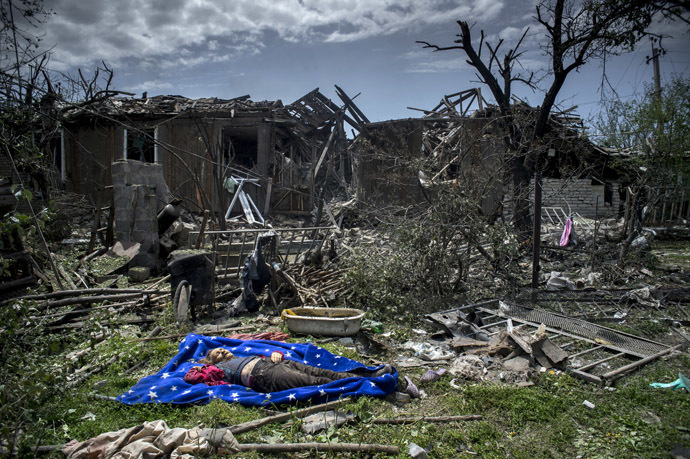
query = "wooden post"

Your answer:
(678, 189), (685, 222)
(195, 210), (210, 249)
(531, 169), (542, 291)
(622, 187), (631, 237)
(263, 178), (273, 217)
(87, 187), (104, 254)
